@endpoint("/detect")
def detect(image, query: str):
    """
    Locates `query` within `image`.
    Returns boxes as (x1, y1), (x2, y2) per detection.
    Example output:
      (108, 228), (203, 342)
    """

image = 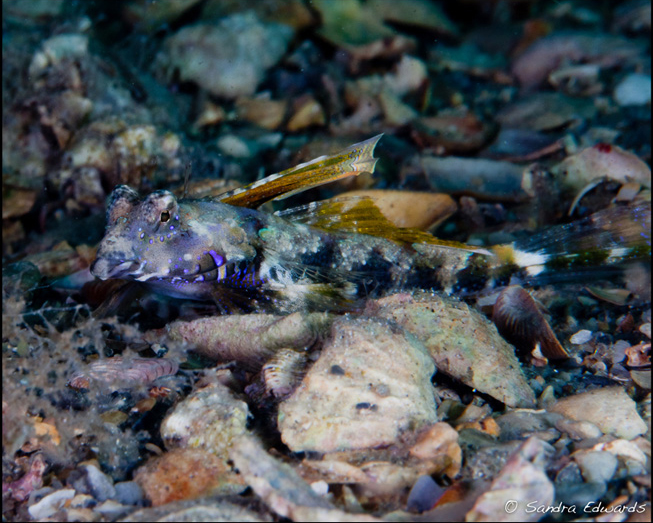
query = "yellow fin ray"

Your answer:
(217, 135), (383, 208)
